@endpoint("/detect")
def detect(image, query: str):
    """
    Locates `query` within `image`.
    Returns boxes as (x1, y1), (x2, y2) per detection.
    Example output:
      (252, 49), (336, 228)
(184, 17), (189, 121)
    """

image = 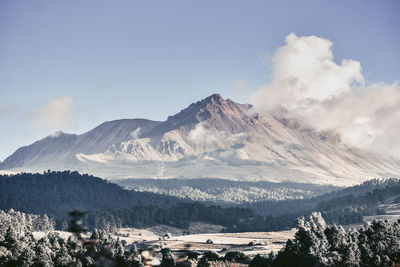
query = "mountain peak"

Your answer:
(165, 94), (226, 123)
(173, 94), (246, 121)
(204, 93), (224, 104)
(142, 94), (251, 137)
